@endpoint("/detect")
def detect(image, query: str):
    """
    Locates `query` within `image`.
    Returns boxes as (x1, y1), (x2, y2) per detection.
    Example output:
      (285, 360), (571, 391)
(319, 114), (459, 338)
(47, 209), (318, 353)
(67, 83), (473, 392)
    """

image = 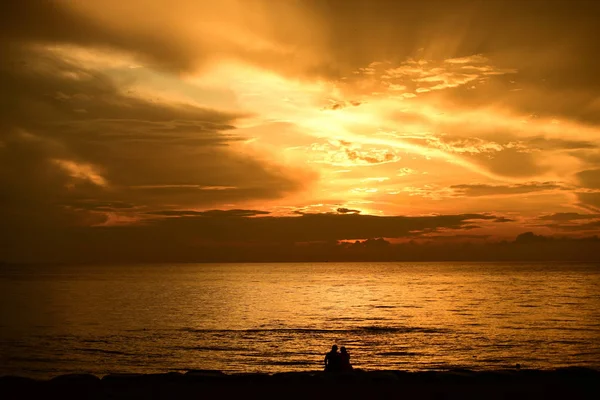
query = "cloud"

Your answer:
(0, 1), (200, 72)
(307, 140), (401, 166)
(427, 136), (505, 155)
(131, 185), (237, 190)
(434, 136), (597, 155)
(307, 232), (600, 262)
(322, 100), (363, 110)
(66, 200), (137, 212)
(528, 137), (597, 151)
(397, 168), (417, 176)
(444, 55), (489, 64)
(542, 221), (600, 232)
(576, 169), (600, 189)
(0, 0), (336, 80)
(3, 0), (600, 260)
(576, 192), (600, 212)
(538, 213), (600, 221)
(398, 185), (456, 200)
(0, 211), (510, 262)
(469, 149), (548, 178)
(537, 212), (600, 232)
(0, 44), (309, 234)
(4, 0), (600, 90)
(451, 182), (564, 197)
(147, 209), (270, 217)
(345, 237), (391, 248)
(52, 159), (108, 187)
(344, 54), (515, 101)
(336, 207), (361, 214)
(105, 212), (502, 243)
(8, 225), (600, 263)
